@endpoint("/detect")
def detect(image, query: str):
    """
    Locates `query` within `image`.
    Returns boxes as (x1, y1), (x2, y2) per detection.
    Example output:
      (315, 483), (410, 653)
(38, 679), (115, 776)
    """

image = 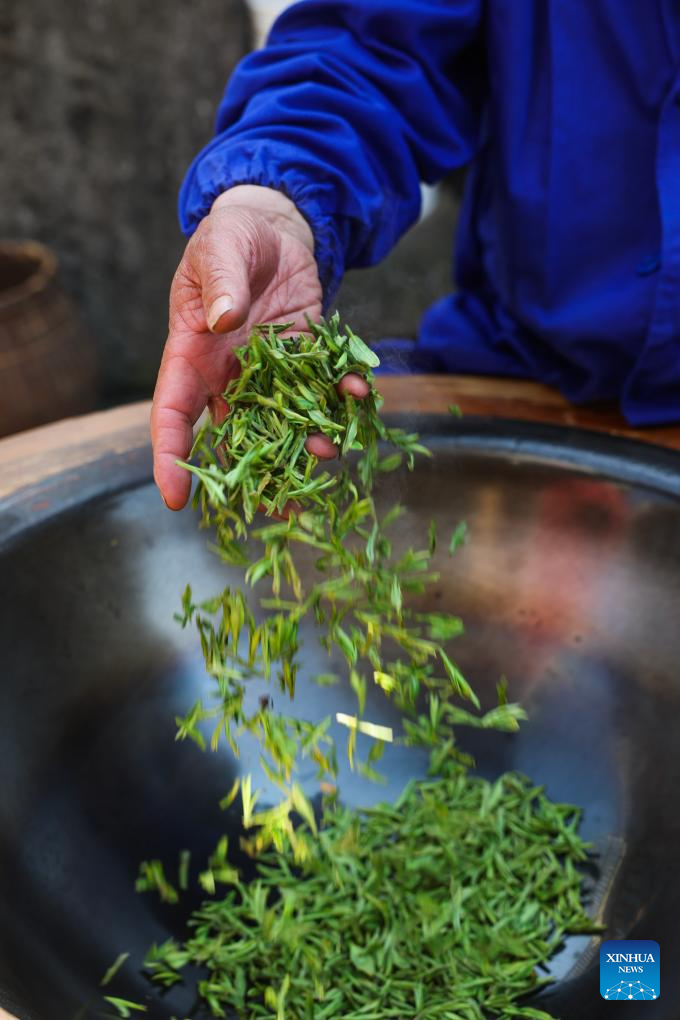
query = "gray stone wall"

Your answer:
(1, 0), (251, 397)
